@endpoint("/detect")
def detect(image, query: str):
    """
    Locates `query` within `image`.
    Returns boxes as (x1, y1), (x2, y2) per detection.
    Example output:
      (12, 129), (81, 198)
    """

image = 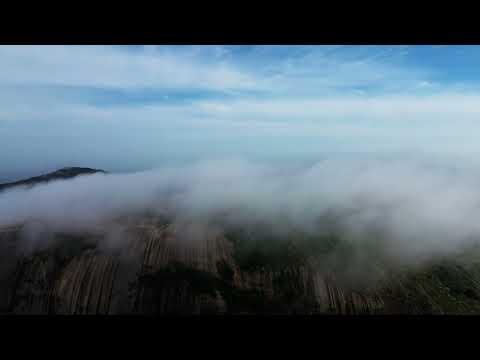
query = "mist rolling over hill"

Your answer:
(3, 45), (480, 315)
(2, 158), (480, 314)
